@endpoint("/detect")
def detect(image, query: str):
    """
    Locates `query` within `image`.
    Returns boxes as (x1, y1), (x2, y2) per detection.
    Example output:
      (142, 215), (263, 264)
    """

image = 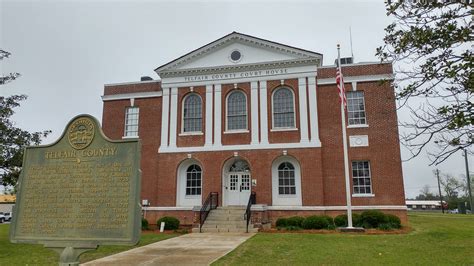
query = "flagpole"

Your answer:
(337, 44), (354, 228)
